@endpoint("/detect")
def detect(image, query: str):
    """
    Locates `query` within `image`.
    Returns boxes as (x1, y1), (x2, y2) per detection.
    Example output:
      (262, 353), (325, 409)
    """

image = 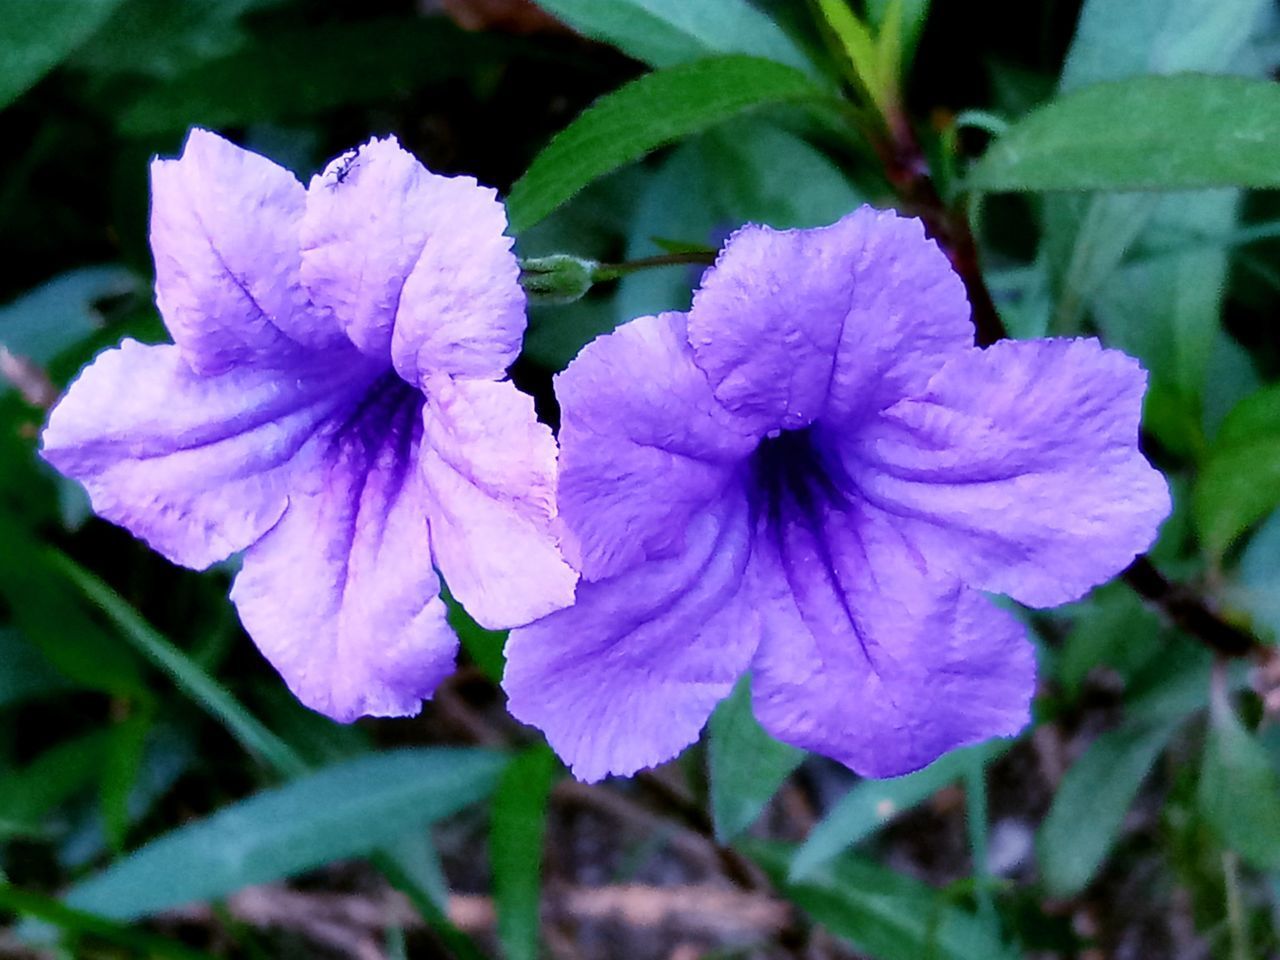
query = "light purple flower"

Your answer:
(503, 206), (1171, 782)
(42, 129), (576, 721)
